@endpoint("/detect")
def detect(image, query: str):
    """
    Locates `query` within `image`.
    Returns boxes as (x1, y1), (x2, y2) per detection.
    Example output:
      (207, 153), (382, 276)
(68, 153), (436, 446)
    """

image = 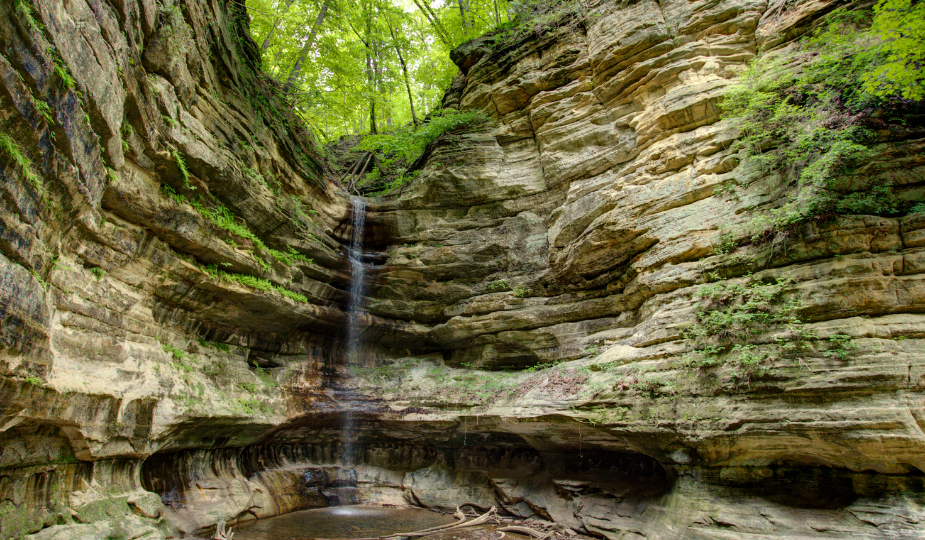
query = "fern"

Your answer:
(0, 132), (44, 196)
(201, 265), (308, 302)
(14, 0), (43, 33)
(172, 150), (193, 190)
(30, 92), (54, 124)
(53, 58), (76, 89)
